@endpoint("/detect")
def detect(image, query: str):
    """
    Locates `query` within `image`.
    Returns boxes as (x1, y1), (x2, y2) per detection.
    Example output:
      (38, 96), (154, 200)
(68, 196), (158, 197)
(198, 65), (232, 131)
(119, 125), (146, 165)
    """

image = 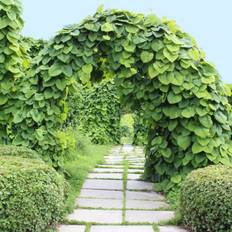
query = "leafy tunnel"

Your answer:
(1, 2), (232, 190)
